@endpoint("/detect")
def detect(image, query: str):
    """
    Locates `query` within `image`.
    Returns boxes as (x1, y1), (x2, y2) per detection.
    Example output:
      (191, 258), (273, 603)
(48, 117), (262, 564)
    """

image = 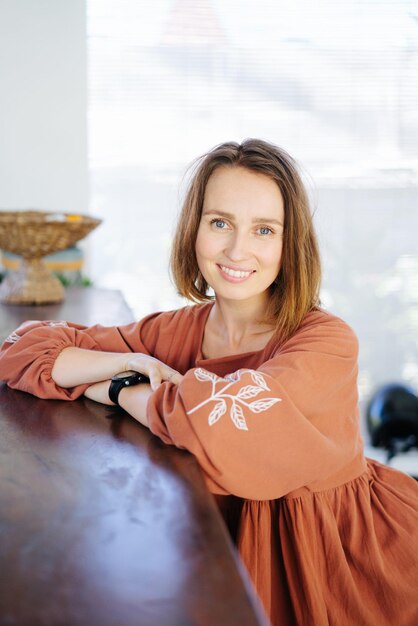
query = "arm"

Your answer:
(83, 365), (183, 412)
(51, 347), (129, 387)
(51, 347), (182, 389)
(145, 315), (363, 500)
(83, 379), (152, 428)
(0, 311), (174, 399)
